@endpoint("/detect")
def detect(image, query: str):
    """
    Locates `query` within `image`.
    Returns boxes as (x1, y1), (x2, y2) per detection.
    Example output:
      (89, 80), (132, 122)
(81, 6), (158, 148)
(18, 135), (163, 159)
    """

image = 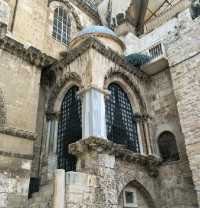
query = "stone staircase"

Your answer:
(27, 183), (53, 208)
